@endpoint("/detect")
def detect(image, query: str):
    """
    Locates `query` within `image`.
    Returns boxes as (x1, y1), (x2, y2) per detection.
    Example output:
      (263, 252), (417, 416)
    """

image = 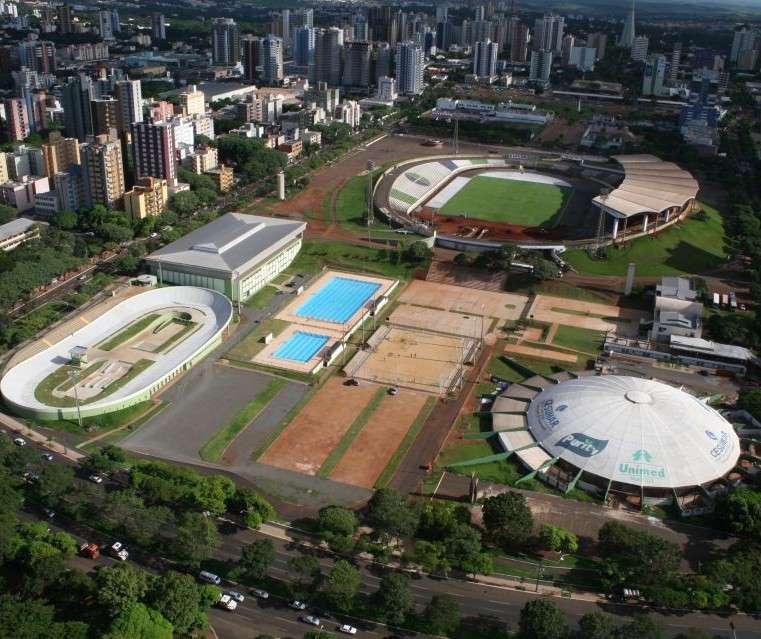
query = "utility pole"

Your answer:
(68, 370), (84, 430)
